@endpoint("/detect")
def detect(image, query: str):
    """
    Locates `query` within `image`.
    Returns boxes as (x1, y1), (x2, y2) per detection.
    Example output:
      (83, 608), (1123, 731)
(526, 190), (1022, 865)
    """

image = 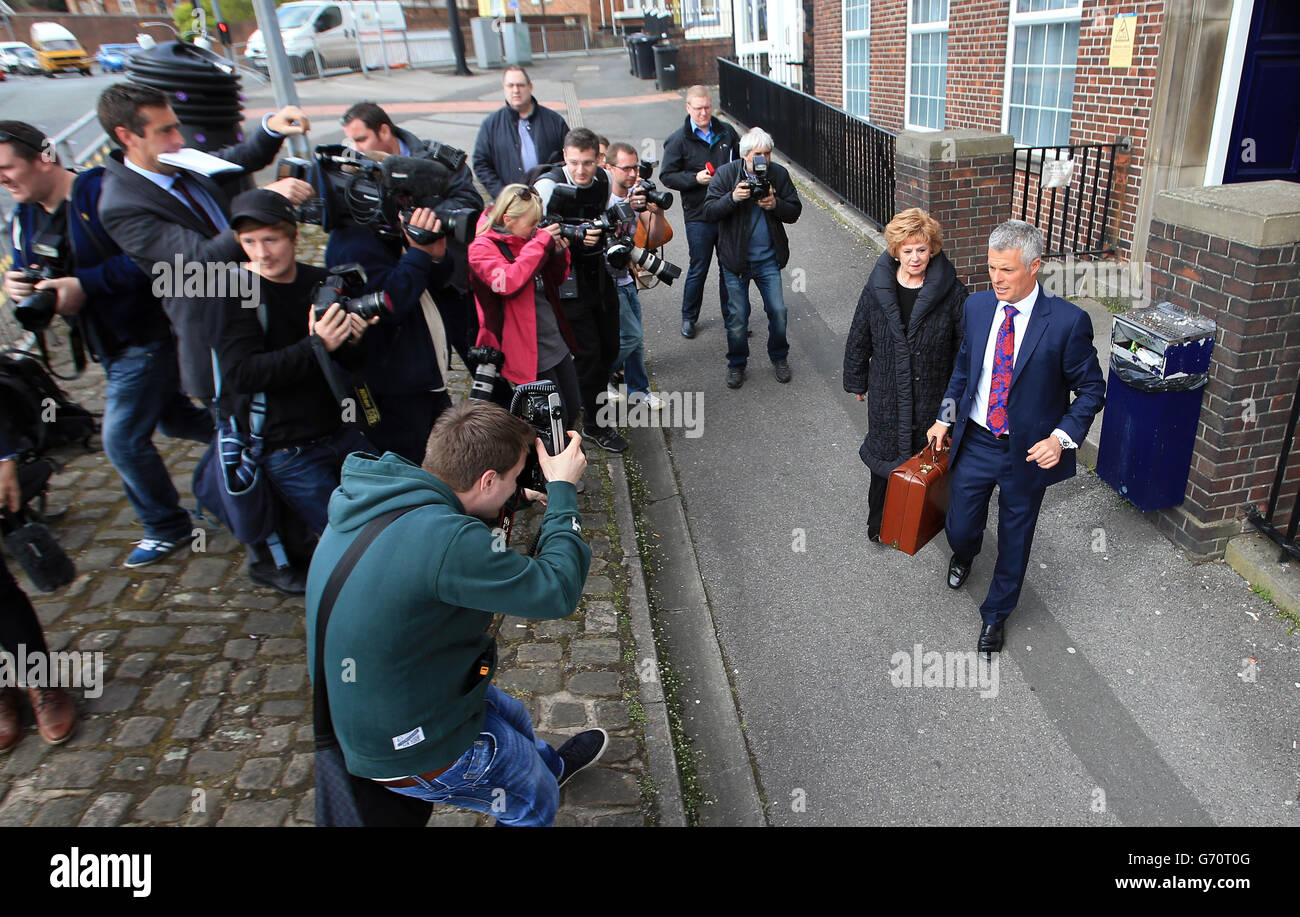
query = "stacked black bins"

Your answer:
(126, 41), (244, 154)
